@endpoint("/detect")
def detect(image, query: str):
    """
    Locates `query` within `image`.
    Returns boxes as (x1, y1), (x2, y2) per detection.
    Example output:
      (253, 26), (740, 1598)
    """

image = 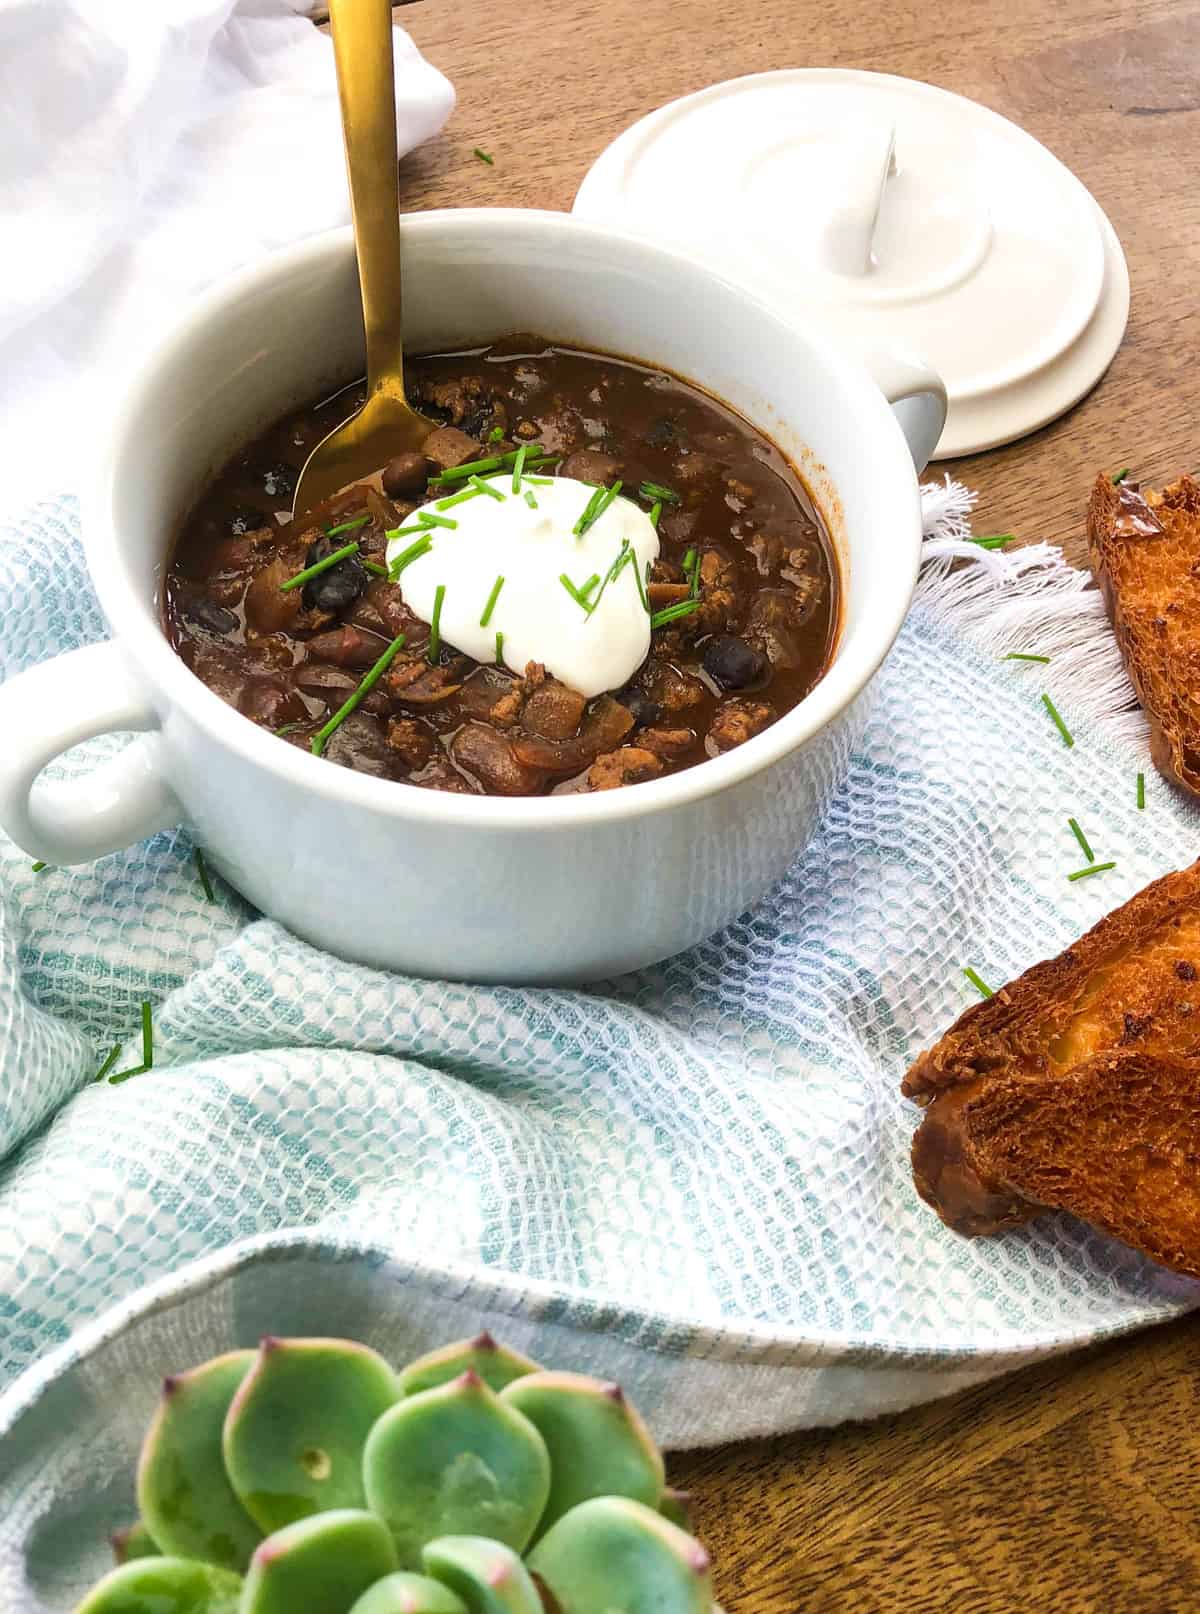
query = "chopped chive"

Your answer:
(469, 474), (506, 502)
(388, 533), (434, 581)
(480, 575), (505, 627)
(430, 448), (555, 485)
(579, 573), (602, 600)
(511, 445), (529, 493)
(962, 967), (994, 999)
(386, 522), (432, 540)
(525, 475), (554, 486)
(1113, 467), (1131, 484)
(139, 998), (155, 1070)
(588, 480), (623, 530)
(1041, 693), (1074, 748)
(1137, 771), (1146, 809)
(110, 999), (154, 1085)
(474, 147), (495, 165)
(93, 1043), (121, 1083)
(362, 559), (389, 577)
(573, 486), (605, 536)
(683, 547), (700, 599)
(524, 489), (539, 509)
(639, 480), (680, 505)
(970, 534), (1013, 550)
(649, 500), (662, 529)
(1002, 652), (1051, 664)
(326, 515), (370, 538)
(418, 510), (459, 530)
(194, 847), (215, 903)
(488, 425), (504, 440)
(436, 486), (484, 512)
(427, 584), (446, 664)
(651, 598), (704, 630)
(280, 539), (359, 593)
(429, 454), (503, 484)
(634, 558), (651, 615)
(559, 573), (593, 610)
(495, 630), (505, 664)
(31, 860), (48, 873)
(575, 480), (623, 538)
(1067, 861), (1116, 883)
(274, 721), (301, 738)
(587, 540), (632, 617)
(1068, 818), (1094, 864)
(311, 634), (407, 757)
